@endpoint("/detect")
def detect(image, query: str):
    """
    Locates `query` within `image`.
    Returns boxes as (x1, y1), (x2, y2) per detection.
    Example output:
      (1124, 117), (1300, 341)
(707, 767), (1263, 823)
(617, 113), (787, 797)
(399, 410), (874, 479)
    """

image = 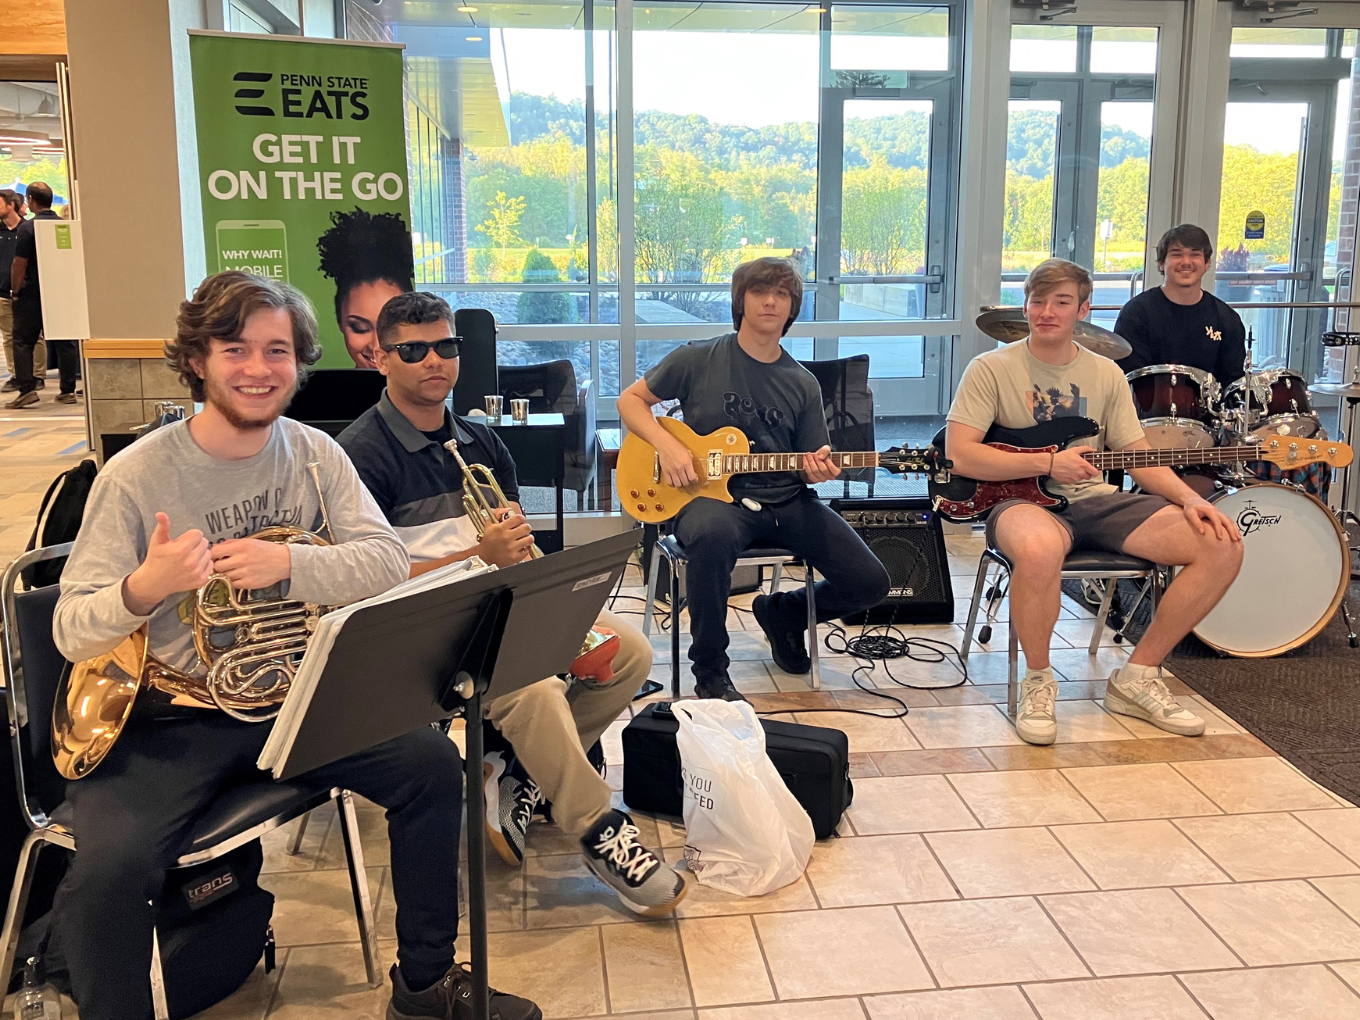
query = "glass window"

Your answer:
(1230, 27), (1329, 59)
(0, 82), (69, 214)
(633, 2), (820, 333)
(830, 5), (950, 74)
(1003, 100), (1060, 276)
(1010, 25), (1077, 74)
(1090, 26), (1157, 75)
